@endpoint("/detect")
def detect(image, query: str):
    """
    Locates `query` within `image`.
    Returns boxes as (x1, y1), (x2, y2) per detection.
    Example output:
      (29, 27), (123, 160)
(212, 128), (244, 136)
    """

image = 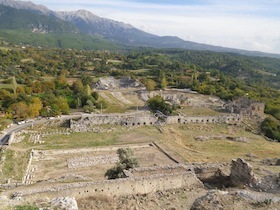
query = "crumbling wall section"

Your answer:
(70, 113), (158, 132)
(125, 164), (191, 178)
(70, 113), (242, 131)
(161, 114), (241, 125)
(14, 169), (203, 200)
